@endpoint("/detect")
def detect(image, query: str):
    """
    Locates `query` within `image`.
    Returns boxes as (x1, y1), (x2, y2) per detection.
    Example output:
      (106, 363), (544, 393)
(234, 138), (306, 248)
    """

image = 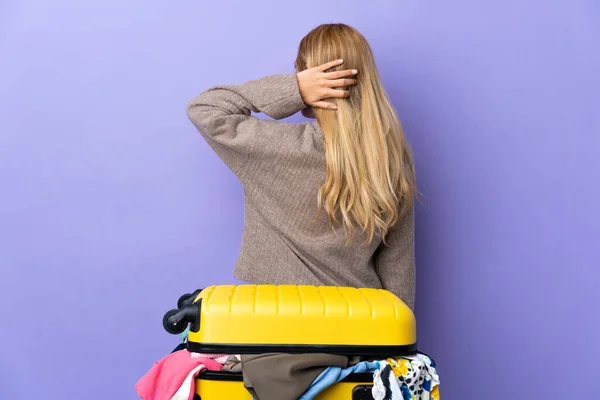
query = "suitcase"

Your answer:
(163, 285), (417, 400)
